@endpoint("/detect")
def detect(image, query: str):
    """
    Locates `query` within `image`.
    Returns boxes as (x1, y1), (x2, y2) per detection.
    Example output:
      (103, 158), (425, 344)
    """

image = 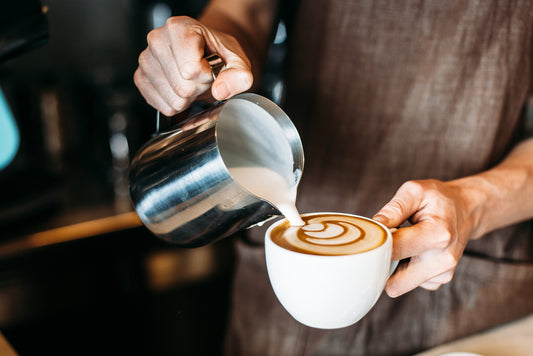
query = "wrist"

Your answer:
(447, 175), (494, 241)
(199, 5), (273, 77)
(449, 164), (532, 240)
